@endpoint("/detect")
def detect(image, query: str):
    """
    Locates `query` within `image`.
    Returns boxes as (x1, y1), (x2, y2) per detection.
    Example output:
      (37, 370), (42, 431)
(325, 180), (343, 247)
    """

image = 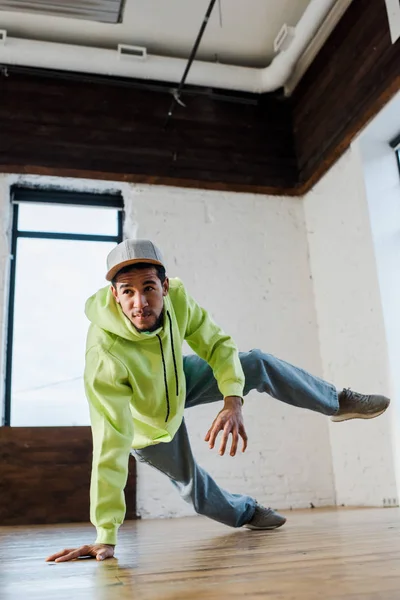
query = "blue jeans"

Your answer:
(134, 350), (338, 527)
